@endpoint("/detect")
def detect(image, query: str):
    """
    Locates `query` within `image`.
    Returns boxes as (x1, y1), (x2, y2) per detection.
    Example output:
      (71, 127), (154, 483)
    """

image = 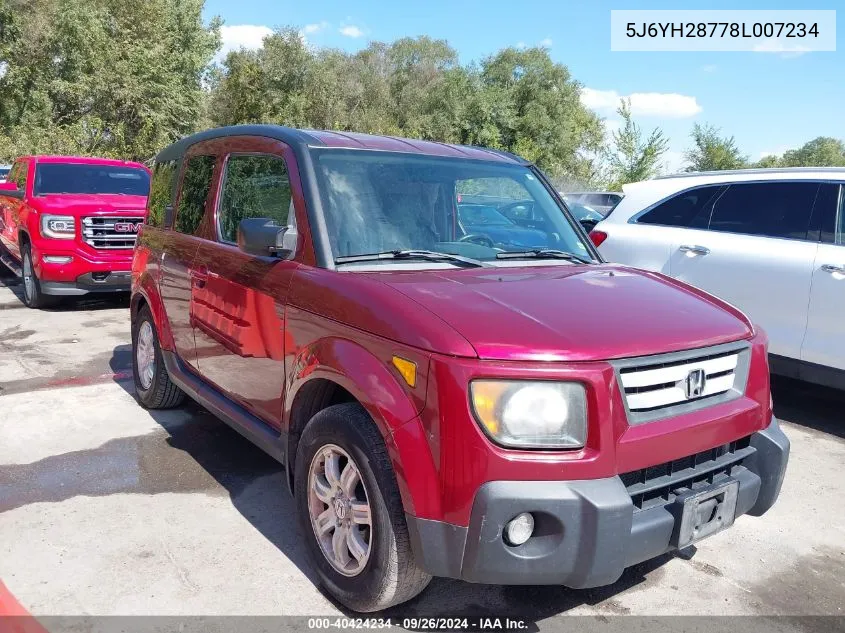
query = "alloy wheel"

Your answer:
(22, 251), (33, 303)
(307, 444), (373, 576)
(136, 321), (156, 390)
